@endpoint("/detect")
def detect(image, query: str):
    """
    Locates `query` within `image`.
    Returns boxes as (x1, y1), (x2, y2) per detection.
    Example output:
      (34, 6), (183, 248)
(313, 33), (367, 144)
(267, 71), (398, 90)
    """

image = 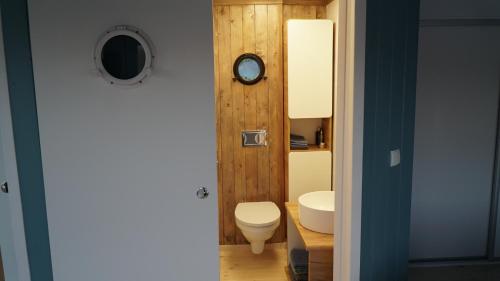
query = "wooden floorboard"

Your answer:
(220, 243), (291, 281)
